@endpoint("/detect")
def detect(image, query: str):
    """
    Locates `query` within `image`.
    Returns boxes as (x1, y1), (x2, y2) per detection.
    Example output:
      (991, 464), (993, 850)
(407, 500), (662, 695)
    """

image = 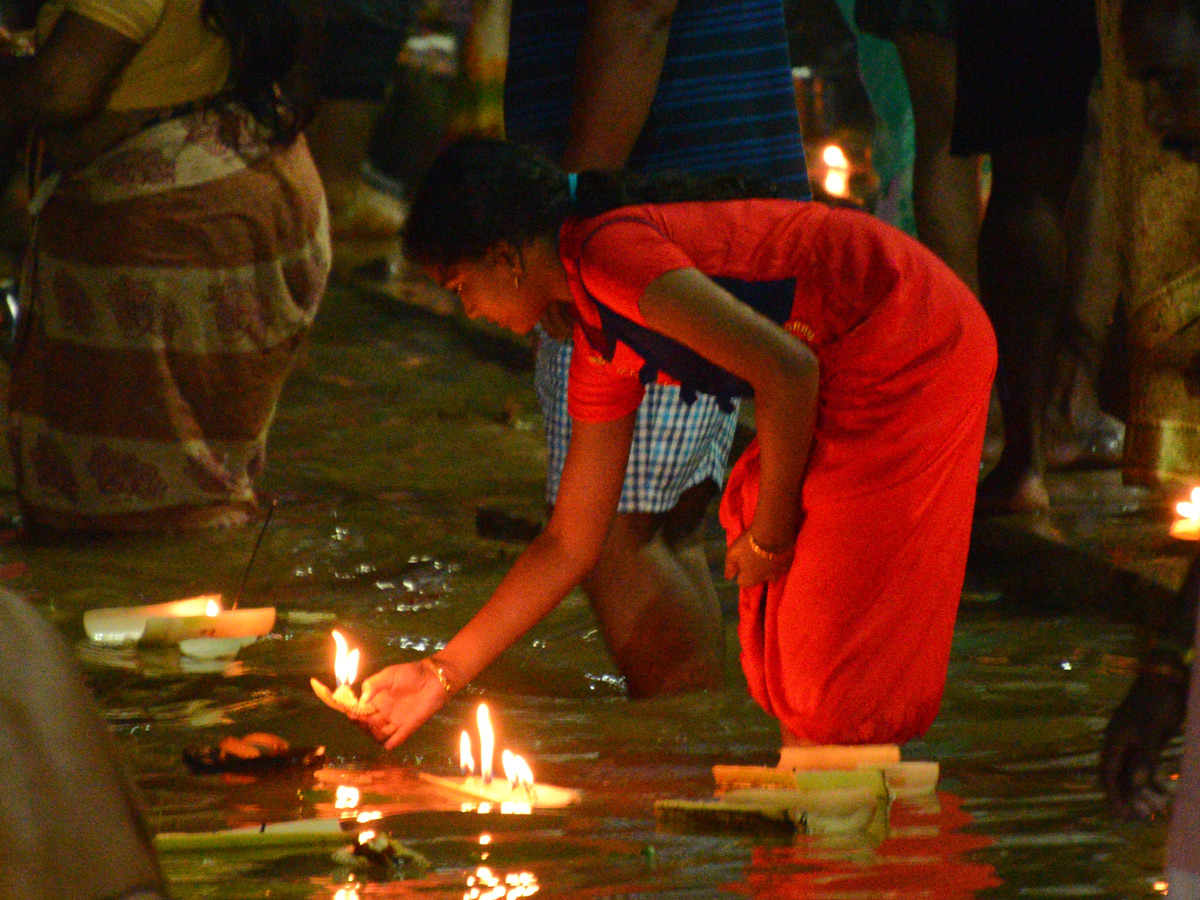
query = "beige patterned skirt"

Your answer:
(7, 106), (330, 531)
